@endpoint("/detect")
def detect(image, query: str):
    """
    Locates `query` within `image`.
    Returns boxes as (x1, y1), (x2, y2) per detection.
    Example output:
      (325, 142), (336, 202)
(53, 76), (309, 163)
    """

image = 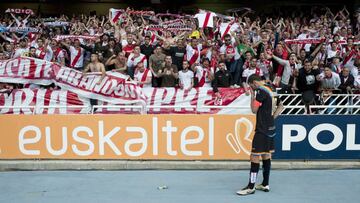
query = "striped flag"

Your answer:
(109, 8), (125, 24)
